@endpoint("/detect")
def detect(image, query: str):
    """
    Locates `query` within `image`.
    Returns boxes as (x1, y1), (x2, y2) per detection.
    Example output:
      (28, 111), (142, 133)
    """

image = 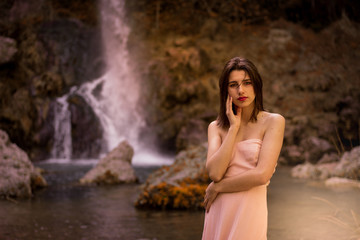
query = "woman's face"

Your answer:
(227, 70), (255, 109)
